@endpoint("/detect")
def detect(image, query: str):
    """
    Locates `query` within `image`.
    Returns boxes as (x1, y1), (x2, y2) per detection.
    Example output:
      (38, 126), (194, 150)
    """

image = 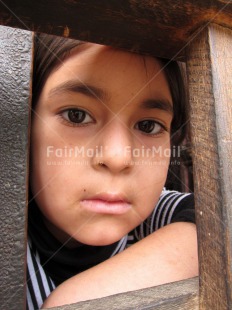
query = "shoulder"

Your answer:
(155, 189), (195, 228)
